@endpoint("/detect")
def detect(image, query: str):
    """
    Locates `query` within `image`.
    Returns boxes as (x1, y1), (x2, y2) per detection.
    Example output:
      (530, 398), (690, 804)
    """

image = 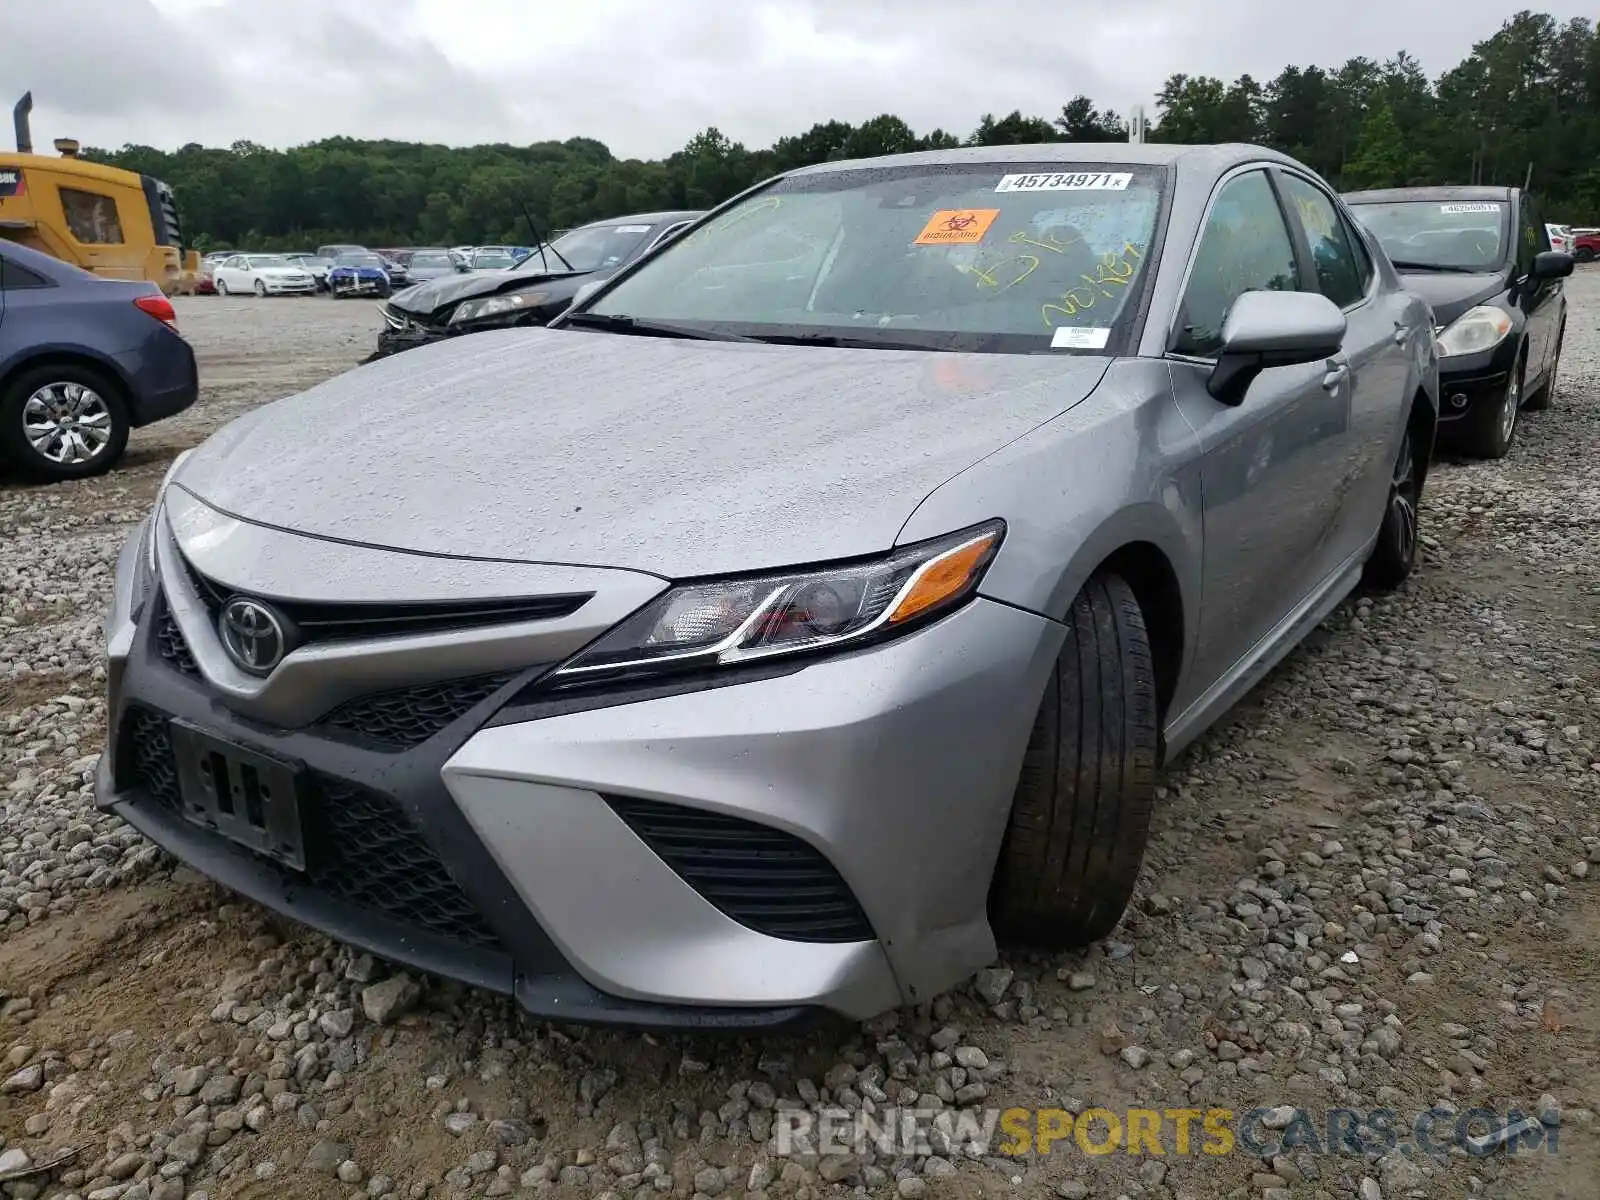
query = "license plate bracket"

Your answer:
(169, 719), (308, 871)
